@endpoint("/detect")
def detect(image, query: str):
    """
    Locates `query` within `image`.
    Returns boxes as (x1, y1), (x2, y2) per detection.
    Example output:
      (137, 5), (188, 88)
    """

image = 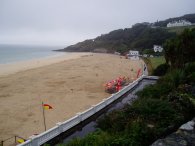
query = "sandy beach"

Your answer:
(0, 53), (143, 143)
